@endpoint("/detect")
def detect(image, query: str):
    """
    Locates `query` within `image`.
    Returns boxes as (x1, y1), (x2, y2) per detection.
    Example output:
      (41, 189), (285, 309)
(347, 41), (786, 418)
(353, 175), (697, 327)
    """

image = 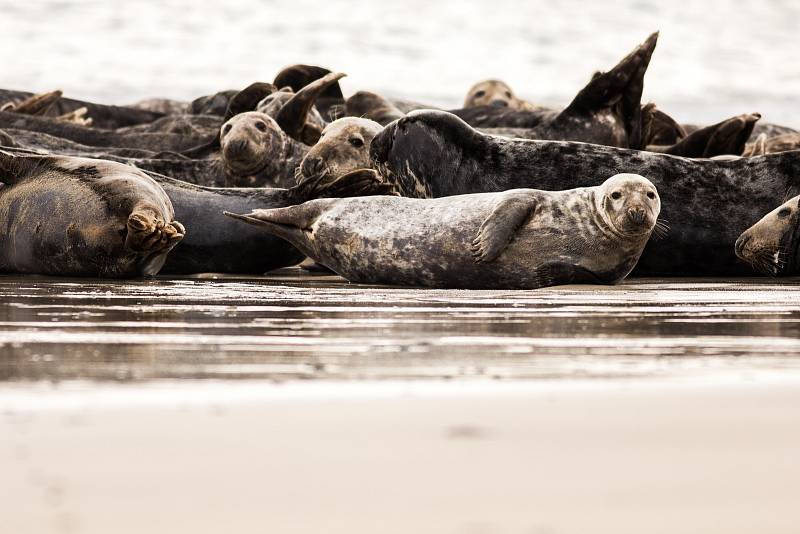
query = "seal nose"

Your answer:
(302, 155), (326, 178)
(225, 139), (249, 158)
(490, 100), (509, 108)
(735, 233), (751, 259)
(627, 206), (646, 225)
